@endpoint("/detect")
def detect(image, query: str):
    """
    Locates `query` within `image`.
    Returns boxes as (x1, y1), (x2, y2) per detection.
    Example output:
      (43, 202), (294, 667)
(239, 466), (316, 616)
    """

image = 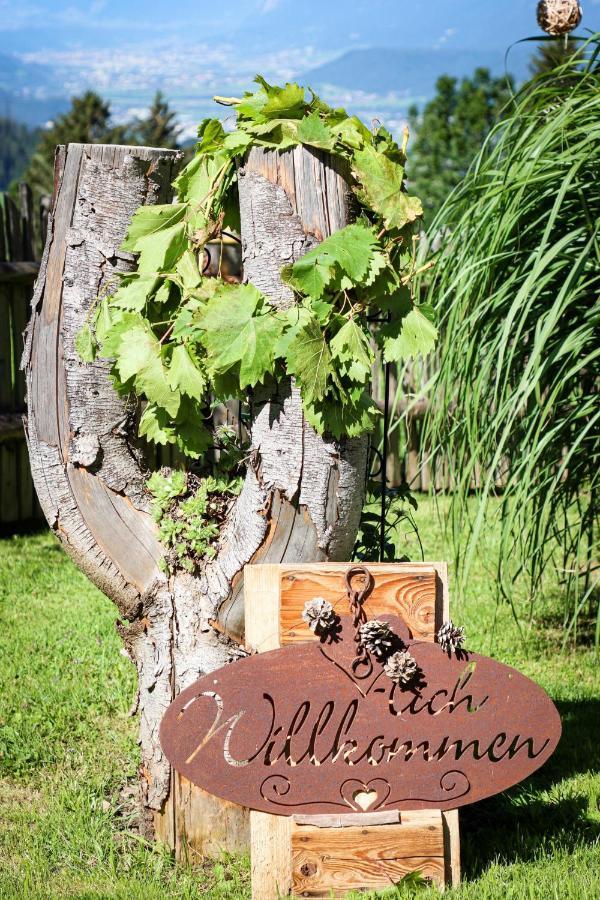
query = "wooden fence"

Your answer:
(0, 186), (45, 530)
